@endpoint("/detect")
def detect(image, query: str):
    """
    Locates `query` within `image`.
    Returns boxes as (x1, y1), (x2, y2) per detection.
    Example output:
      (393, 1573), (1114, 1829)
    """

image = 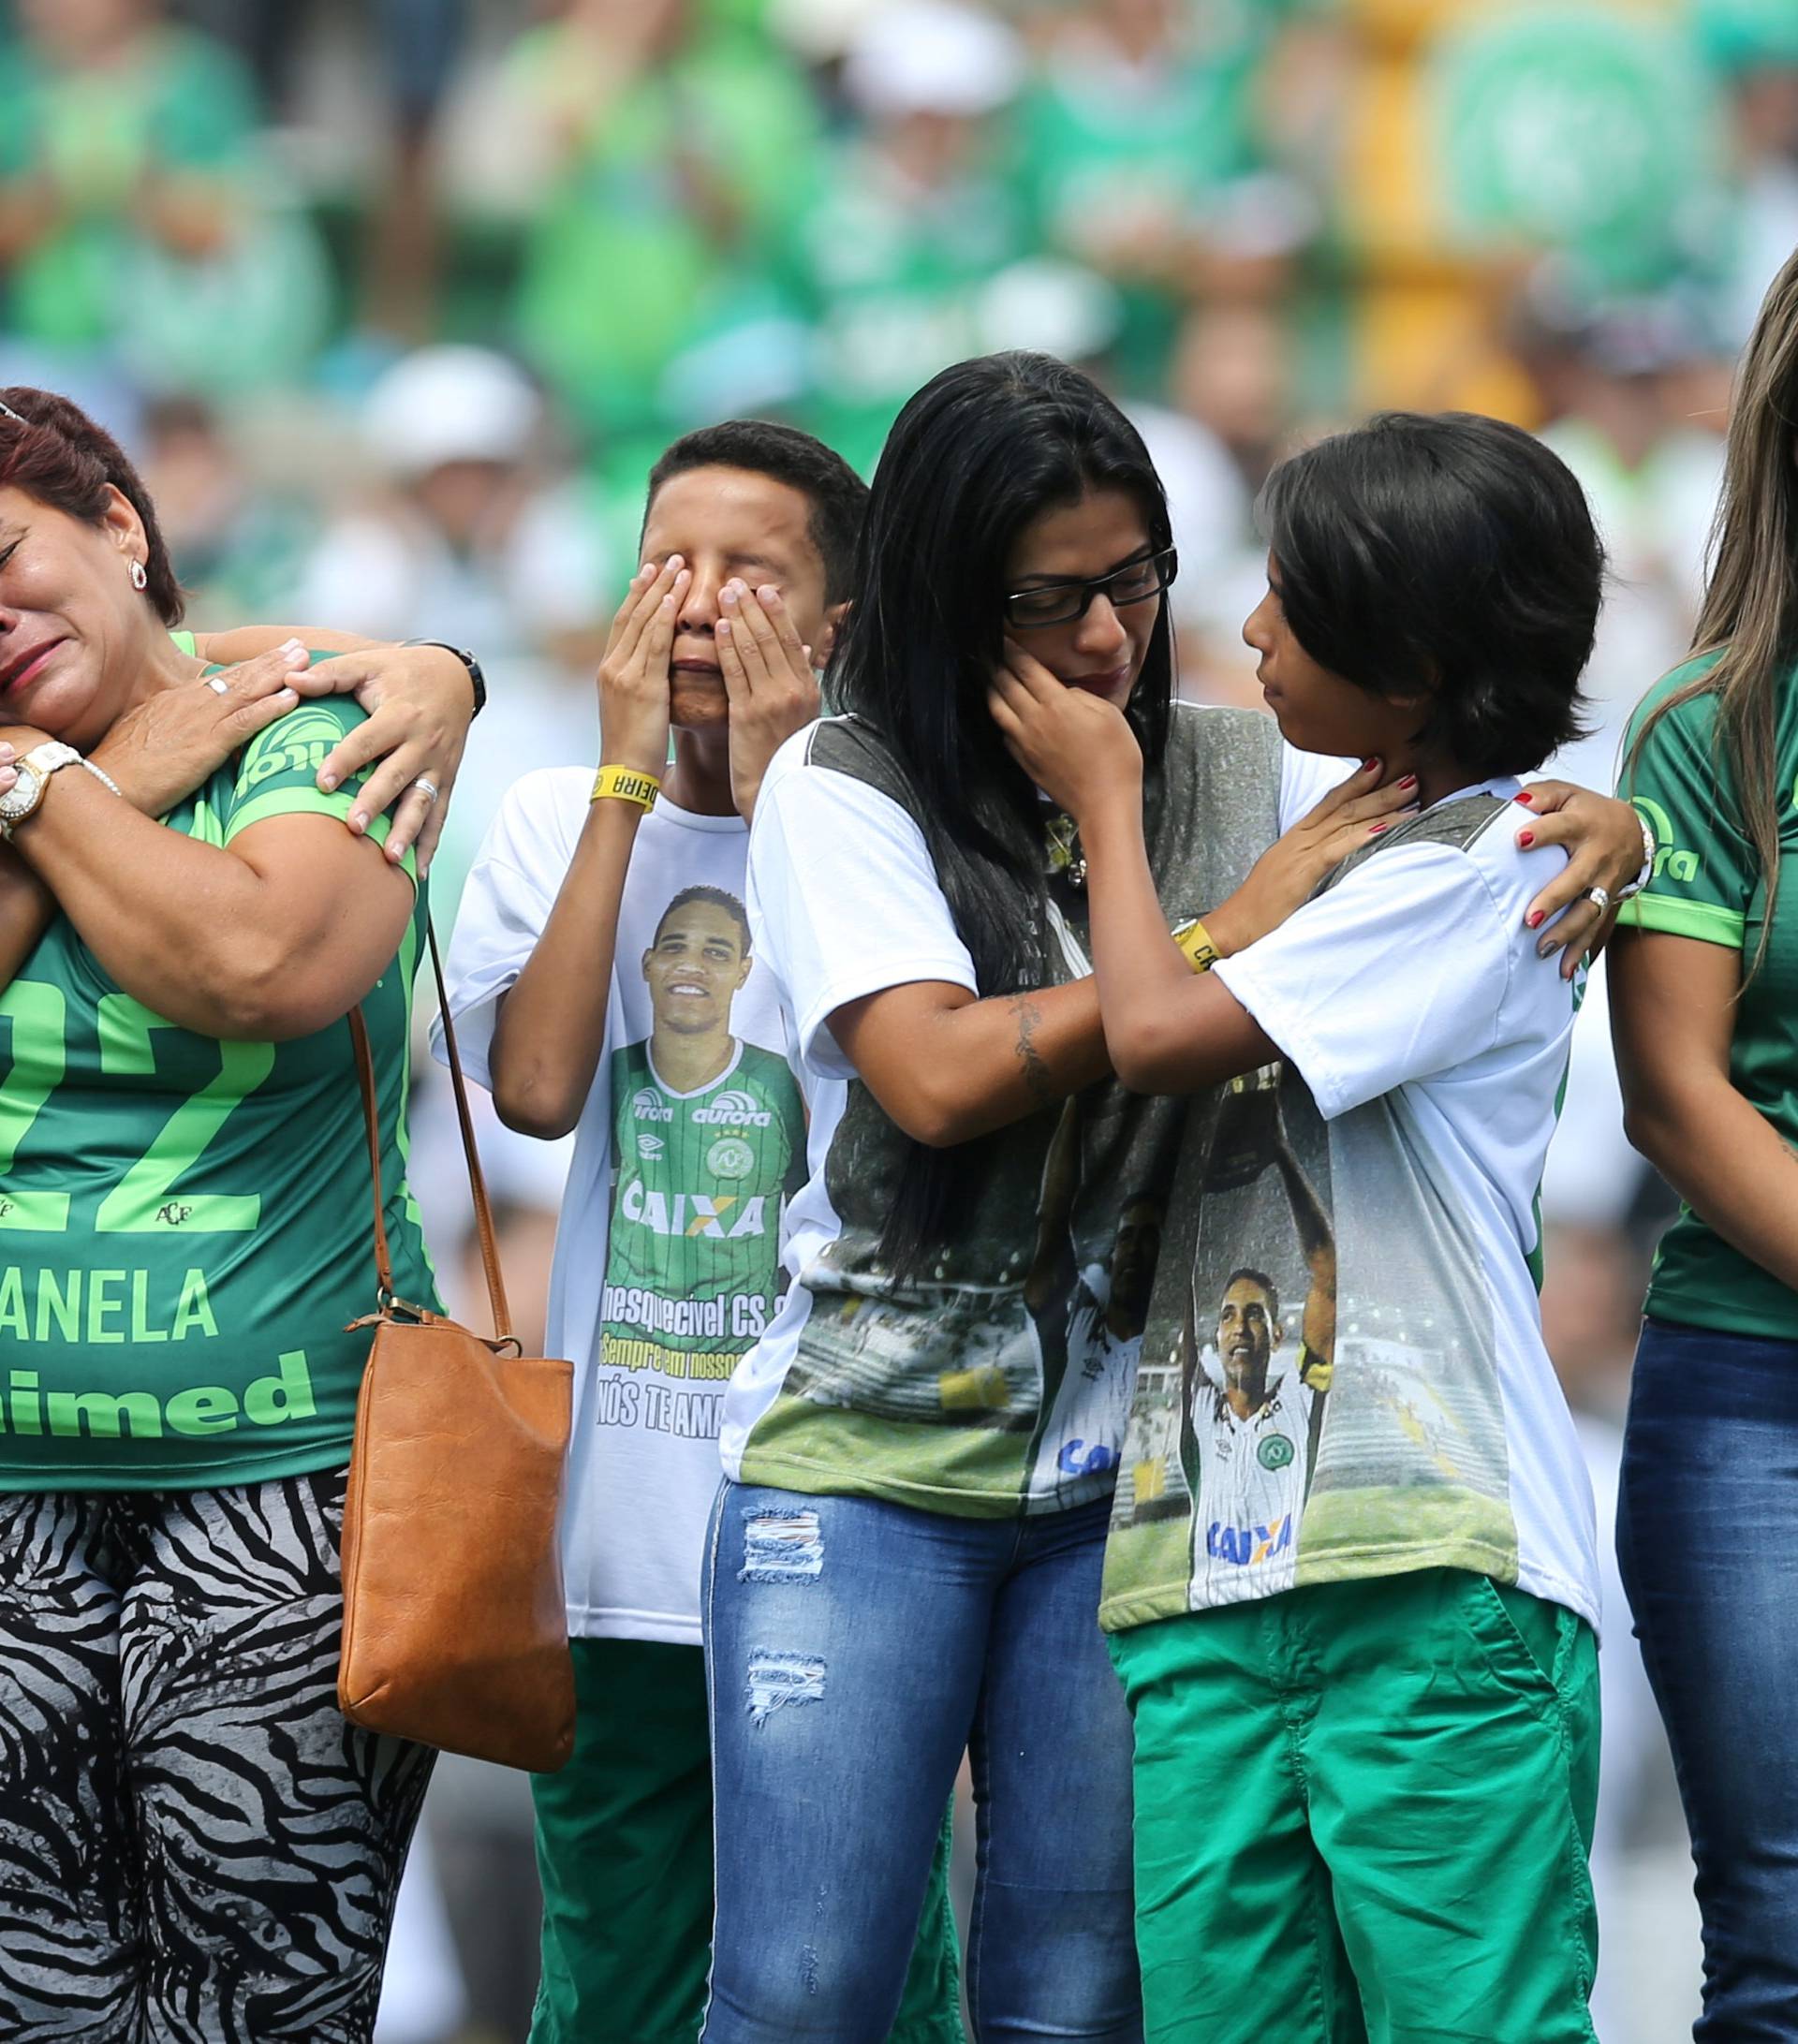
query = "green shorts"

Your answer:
(529, 1637), (965, 2044)
(1110, 1569), (1600, 2044)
